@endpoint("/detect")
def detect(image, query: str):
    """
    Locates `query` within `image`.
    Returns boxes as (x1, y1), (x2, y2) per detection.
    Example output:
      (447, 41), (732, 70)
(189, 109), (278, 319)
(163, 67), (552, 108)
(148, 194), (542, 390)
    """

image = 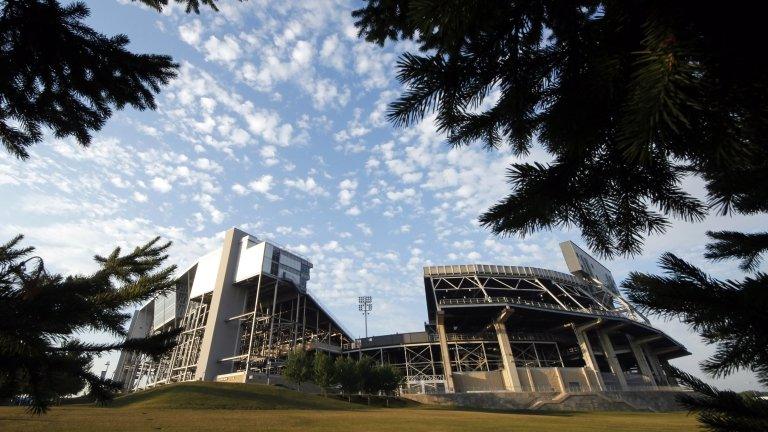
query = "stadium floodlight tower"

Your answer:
(358, 295), (372, 338)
